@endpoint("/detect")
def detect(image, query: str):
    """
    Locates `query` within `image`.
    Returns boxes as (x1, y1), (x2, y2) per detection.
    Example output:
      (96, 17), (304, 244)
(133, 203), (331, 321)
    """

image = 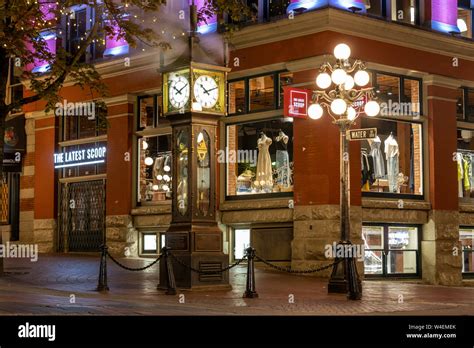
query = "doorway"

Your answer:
(58, 180), (106, 252)
(362, 223), (420, 278)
